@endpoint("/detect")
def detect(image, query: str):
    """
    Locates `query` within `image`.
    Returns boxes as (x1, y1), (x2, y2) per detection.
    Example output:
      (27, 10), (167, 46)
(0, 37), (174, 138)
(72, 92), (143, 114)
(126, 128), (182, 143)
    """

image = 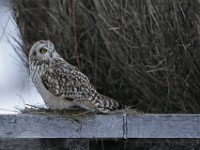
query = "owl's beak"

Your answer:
(49, 52), (53, 58)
